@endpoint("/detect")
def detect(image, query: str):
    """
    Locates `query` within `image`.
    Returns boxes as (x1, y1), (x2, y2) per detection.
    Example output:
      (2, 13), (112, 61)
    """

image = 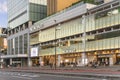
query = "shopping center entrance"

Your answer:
(98, 57), (109, 66)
